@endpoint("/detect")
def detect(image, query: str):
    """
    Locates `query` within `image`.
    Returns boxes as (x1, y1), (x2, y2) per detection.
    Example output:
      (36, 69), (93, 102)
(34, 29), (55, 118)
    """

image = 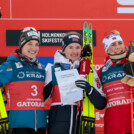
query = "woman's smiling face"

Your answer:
(63, 43), (82, 62)
(107, 41), (126, 55)
(21, 40), (39, 59)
